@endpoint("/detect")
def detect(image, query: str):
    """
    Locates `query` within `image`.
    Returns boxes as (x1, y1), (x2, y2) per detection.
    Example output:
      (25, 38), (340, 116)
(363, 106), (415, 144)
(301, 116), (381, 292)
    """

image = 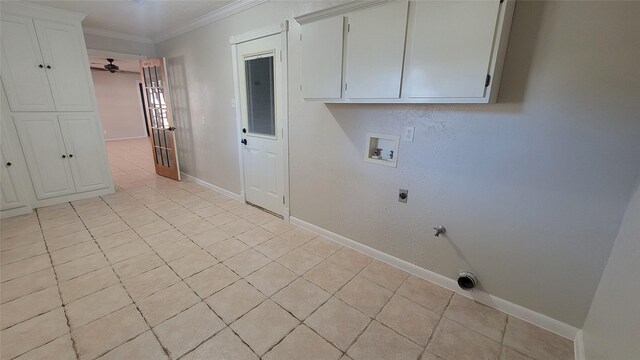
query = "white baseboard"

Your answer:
(574, 330), (585, 360)
(180, 172), (242, 201)
(105, 135), (148, 141)
(1, 205), (33, 219)
(290, 216), (580, 341)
